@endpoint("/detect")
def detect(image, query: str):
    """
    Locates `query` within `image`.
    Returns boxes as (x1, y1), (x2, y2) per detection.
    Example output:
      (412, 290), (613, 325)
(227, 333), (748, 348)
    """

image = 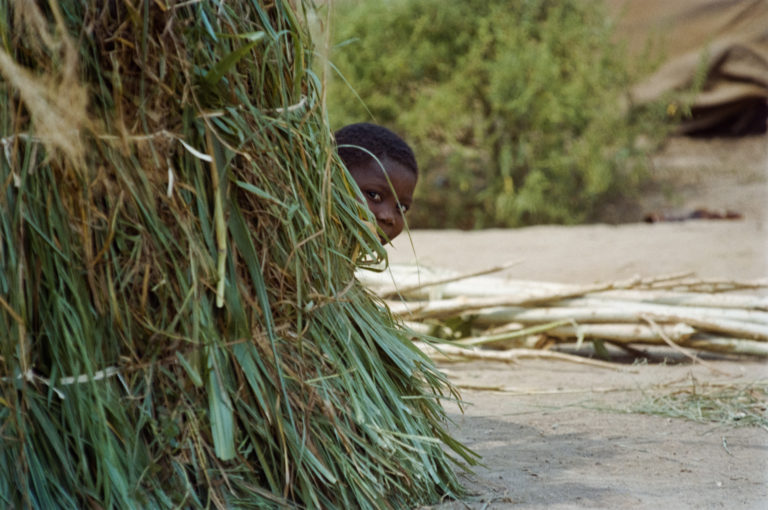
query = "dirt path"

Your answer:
(431, 360), (766, 510)
(389, 136), (768, 509)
